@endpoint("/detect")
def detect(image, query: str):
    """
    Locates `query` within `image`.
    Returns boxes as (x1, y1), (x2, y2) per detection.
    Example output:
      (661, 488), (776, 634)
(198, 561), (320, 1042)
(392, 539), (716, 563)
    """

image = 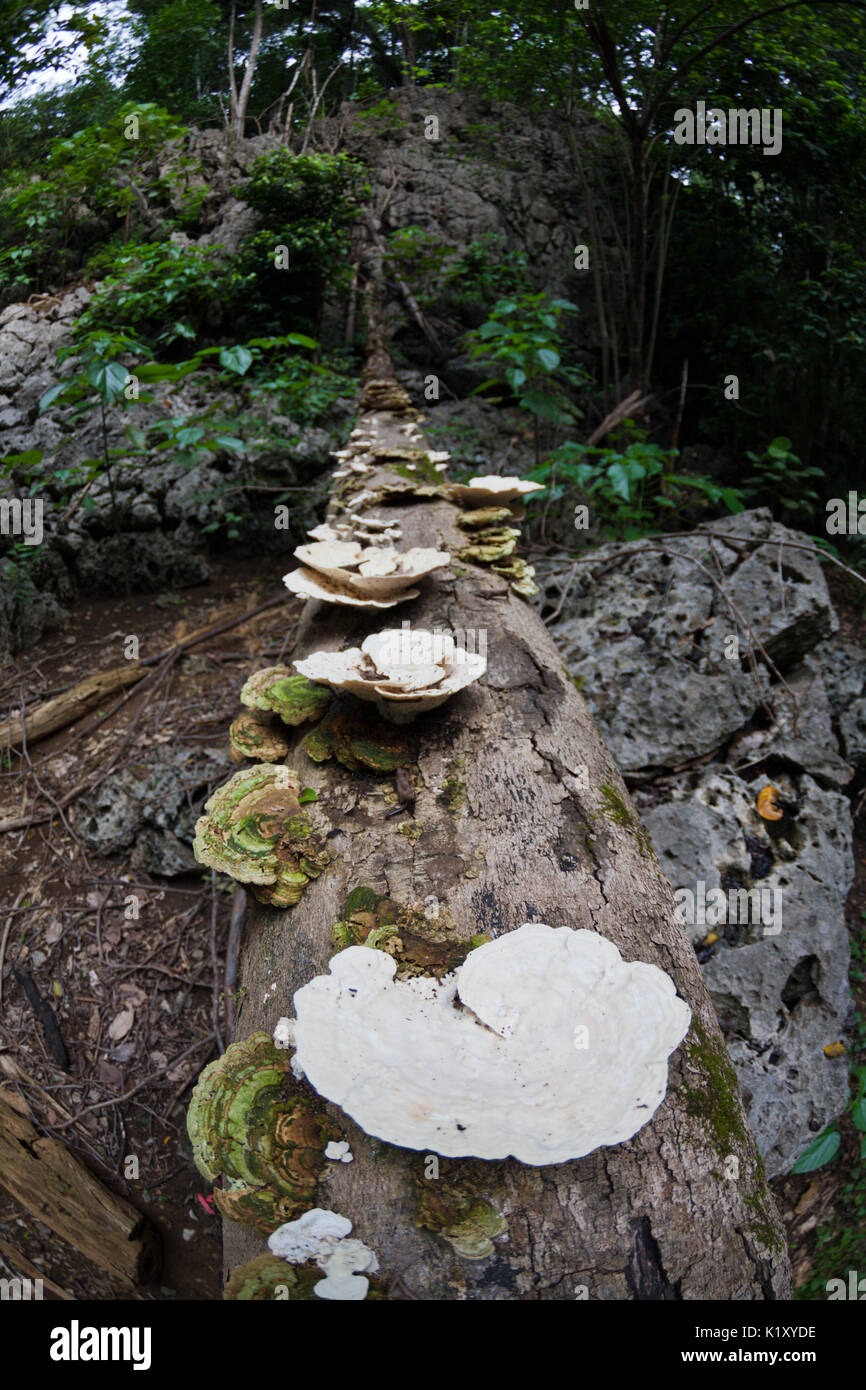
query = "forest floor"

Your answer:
(0, 562), (862, 1301)
(0, 556), (302, 1301)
